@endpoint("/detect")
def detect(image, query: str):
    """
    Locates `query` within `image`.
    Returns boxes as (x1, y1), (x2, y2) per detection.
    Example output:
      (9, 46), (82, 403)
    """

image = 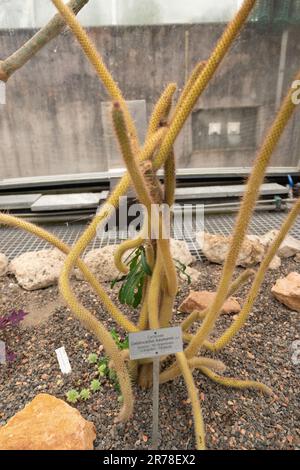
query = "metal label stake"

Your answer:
(129, 326), (183, 449)
(152, 356), (160, 449)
